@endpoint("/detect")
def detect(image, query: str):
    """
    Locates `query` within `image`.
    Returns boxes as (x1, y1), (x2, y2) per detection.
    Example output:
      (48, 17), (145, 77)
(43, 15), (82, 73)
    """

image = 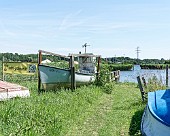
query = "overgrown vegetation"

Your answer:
(95, 63), (115, 94)
(109, 64), (133, 71)
(140, 64), (169, 69)
(144, 75), (166, 93)
(104, 56), (166, 64)
(0, 81), (145, 136)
